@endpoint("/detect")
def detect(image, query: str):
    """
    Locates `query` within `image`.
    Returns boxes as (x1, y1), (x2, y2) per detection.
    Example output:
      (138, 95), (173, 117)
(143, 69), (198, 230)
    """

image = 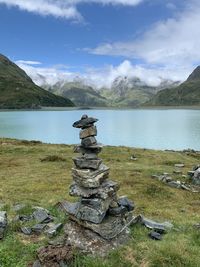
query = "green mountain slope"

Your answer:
(48, 81), (108, 107)
(145, 66), (200, 106)
(0, 54), (75, 109)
